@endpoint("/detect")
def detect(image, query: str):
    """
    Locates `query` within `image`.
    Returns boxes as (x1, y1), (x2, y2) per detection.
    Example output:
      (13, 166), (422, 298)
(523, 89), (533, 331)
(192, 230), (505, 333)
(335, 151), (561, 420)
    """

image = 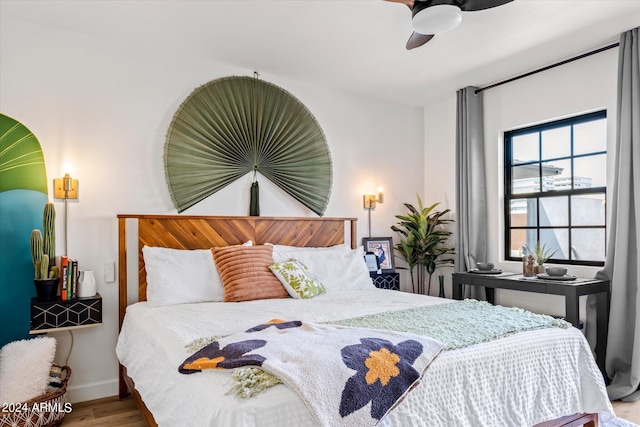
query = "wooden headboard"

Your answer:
(117, 214), (357, 326)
